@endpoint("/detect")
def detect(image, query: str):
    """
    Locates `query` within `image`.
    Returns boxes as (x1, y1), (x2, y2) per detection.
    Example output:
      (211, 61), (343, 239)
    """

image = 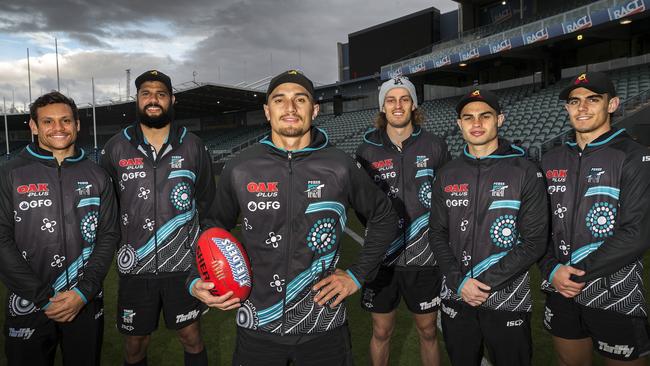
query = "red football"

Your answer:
(196, 227), (252, 301)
